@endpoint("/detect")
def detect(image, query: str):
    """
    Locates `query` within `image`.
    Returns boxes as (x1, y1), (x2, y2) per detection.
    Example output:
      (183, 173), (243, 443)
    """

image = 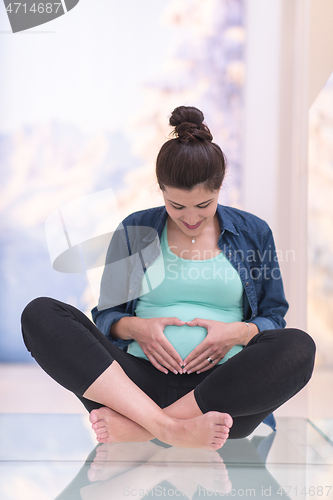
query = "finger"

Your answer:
(185, 361), (216, 374)
(184, 342), (212, 367)
(186, 318), (210, 328)
(145, 353), (169, 374)
(150, 320), (184, 366)
(196, 363), (217, 374)
(188, 355), (220, 373)
(146, 348), (183, 374)
(184, 346), (207, 366)
(162, 317), (186, 327)
(138, 337), (183, 371)
(151, 346), (183, 374)
(192, 359), (218, 374)
(185, 352), (218, 373)
(158, 336), (184, 367)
